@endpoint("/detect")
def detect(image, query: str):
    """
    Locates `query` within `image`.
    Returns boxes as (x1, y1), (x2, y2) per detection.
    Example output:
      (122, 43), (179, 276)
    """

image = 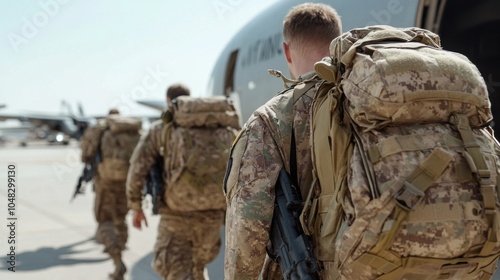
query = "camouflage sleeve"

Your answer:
(126, 120), (163, 211)
(224, 115), (283, 280)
